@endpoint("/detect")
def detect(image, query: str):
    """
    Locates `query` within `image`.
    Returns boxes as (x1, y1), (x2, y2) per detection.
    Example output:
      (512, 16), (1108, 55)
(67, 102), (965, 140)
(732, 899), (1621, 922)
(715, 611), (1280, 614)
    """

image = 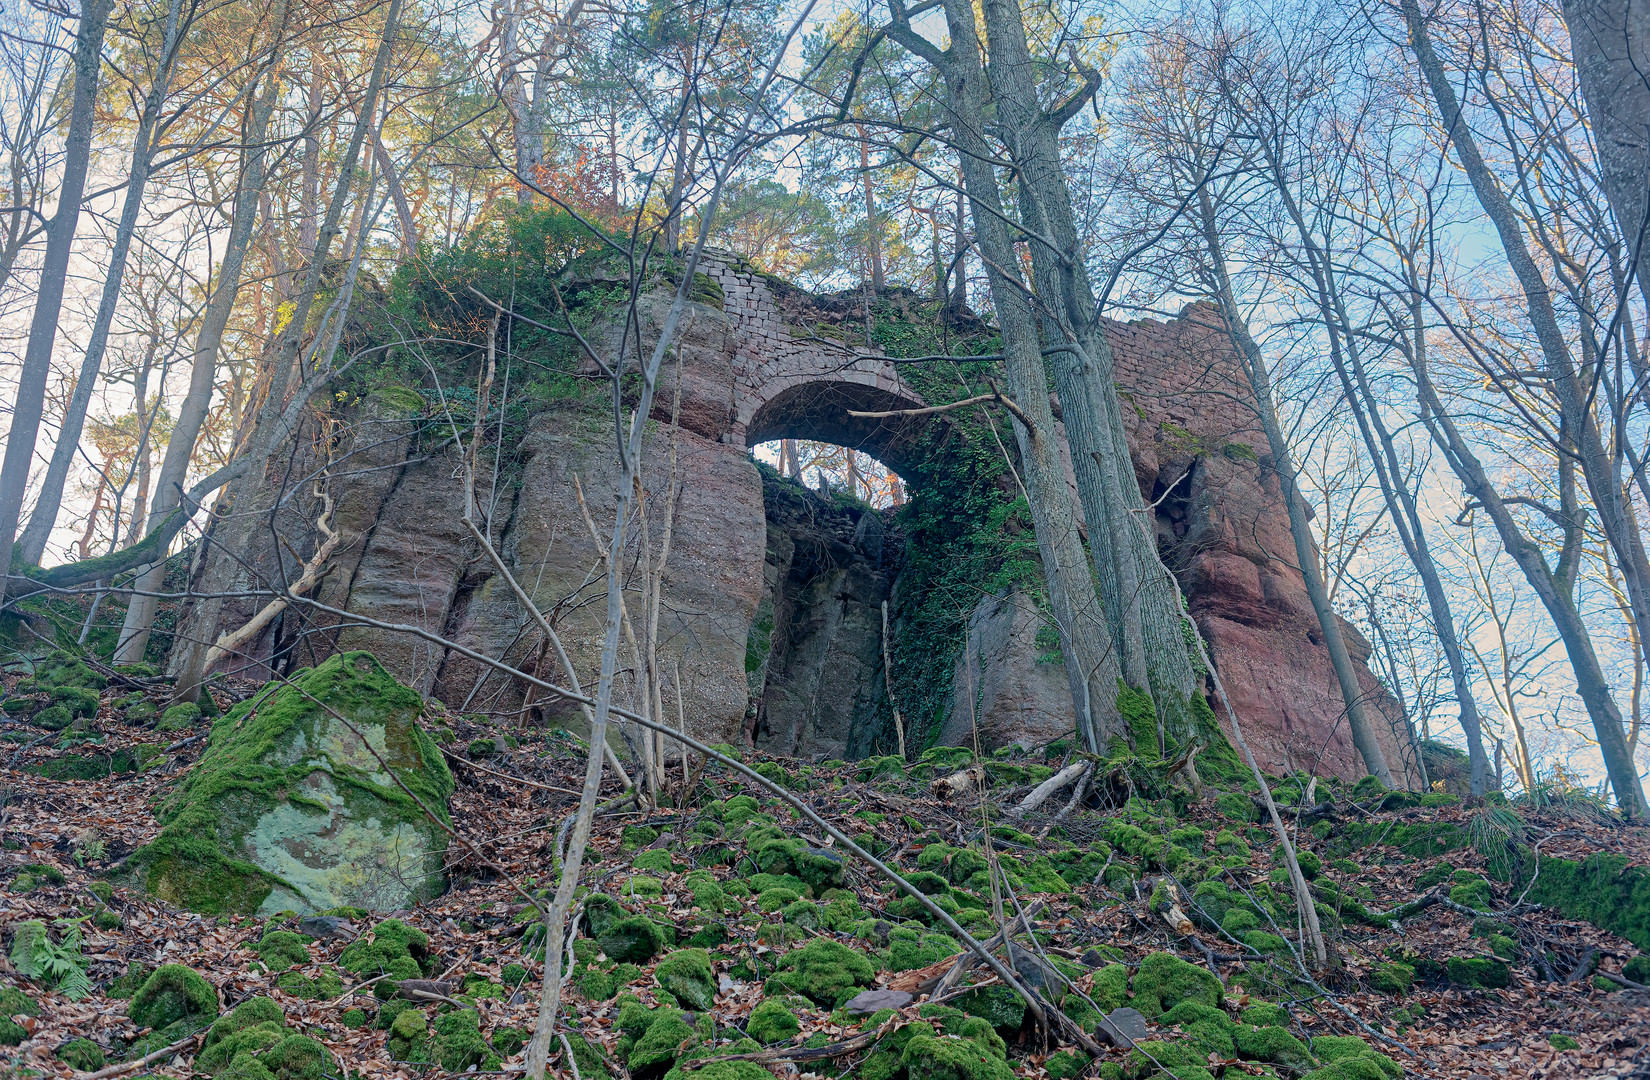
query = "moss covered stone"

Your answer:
(1370, 961), (1414, 994)
(254, 931), (312, 973)
(125, 653), (454, 915)
(388, 1007), (428, 1061)
(1092, 963), (1130, 1012)
(1235, 1024), (1313, 1067)
(129, 964), (219, 1030)
(627, 1009), (699, 1078)
(337, 918), (434, 1000)
(902, 1033), (1016, 1080)
(1306, 1035), (1400, 1079)
(0, 987), (40, 1017)
(1445, 956), (1509, 989)
(656, 949), (717, 1010)
(54, 1036), (105, 1070)
(158, 702), (202, 732)
(1130, 952), (1221, 1019)
(600, 915), (667, 963)
(886, 926), (962, 972)
(432, 1009), (493, 1071)
(954, 985), (1025, 1034)
(746, 997), (801, 1043)
(768, 938), (876, 1007)
(197, 1020), (289, 1074)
